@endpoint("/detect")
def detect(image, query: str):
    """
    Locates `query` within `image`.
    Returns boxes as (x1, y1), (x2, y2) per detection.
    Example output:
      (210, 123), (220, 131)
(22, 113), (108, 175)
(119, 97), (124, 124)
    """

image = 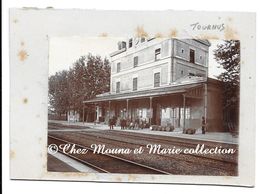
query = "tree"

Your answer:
(214, 40), (240, 133)
(48, 70), (70, 116)
(48, 54), (110, 120)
